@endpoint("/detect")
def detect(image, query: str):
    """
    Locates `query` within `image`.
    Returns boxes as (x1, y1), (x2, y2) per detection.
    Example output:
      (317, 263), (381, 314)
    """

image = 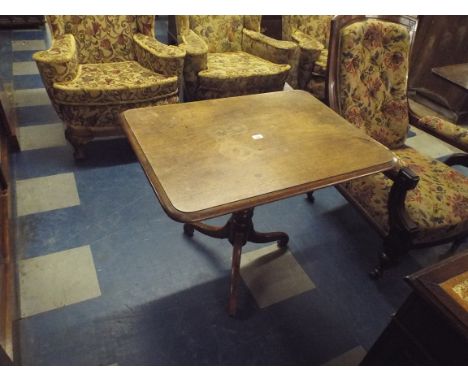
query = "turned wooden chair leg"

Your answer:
(371, 234), (409, 279)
